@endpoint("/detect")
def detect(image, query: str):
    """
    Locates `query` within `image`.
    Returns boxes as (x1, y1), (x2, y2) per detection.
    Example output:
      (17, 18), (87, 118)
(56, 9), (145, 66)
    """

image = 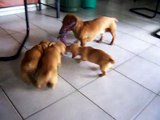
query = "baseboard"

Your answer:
(0, 0), (48, 16)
